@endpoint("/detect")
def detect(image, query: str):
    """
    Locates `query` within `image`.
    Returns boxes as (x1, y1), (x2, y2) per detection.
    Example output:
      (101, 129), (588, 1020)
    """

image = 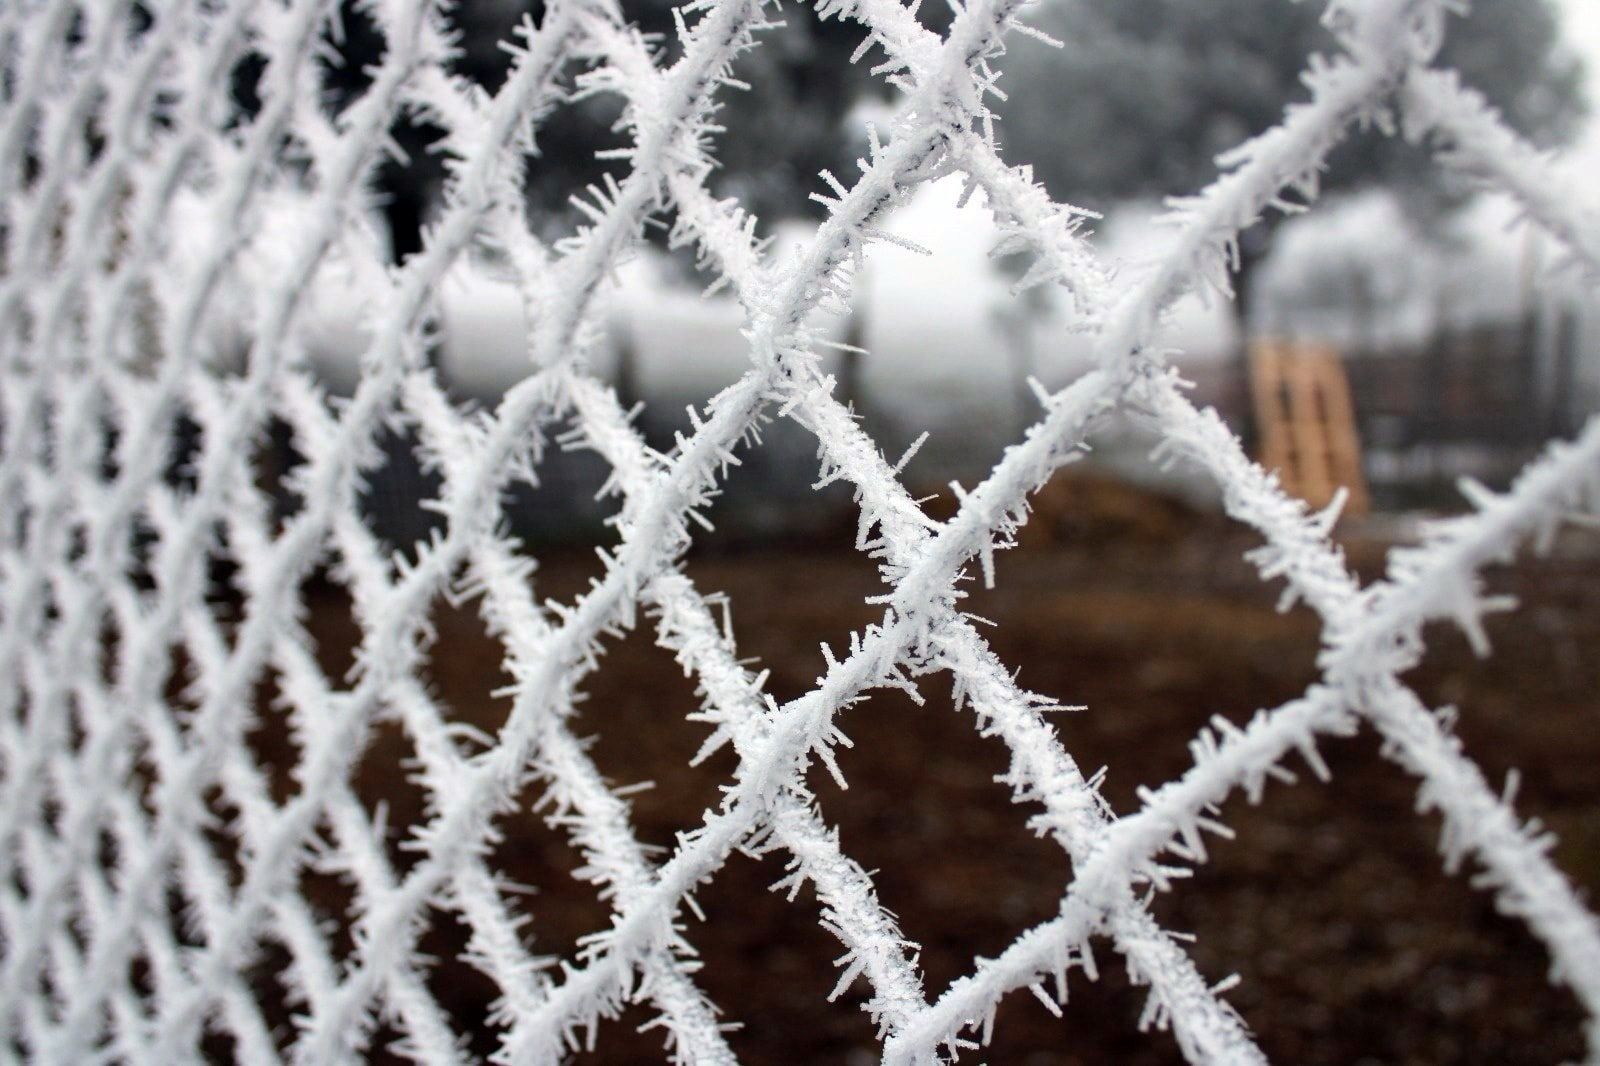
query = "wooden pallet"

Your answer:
(1249, 340), (1370, 517)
